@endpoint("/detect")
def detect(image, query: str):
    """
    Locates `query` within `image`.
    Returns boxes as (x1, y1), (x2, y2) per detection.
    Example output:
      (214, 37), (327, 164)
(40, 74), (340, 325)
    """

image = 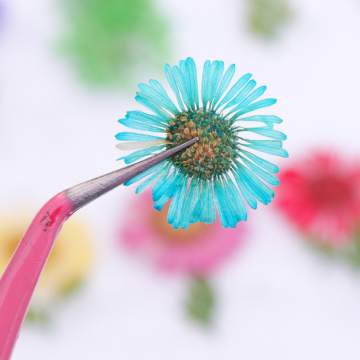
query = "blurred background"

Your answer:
(1, 0), (360, 359)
